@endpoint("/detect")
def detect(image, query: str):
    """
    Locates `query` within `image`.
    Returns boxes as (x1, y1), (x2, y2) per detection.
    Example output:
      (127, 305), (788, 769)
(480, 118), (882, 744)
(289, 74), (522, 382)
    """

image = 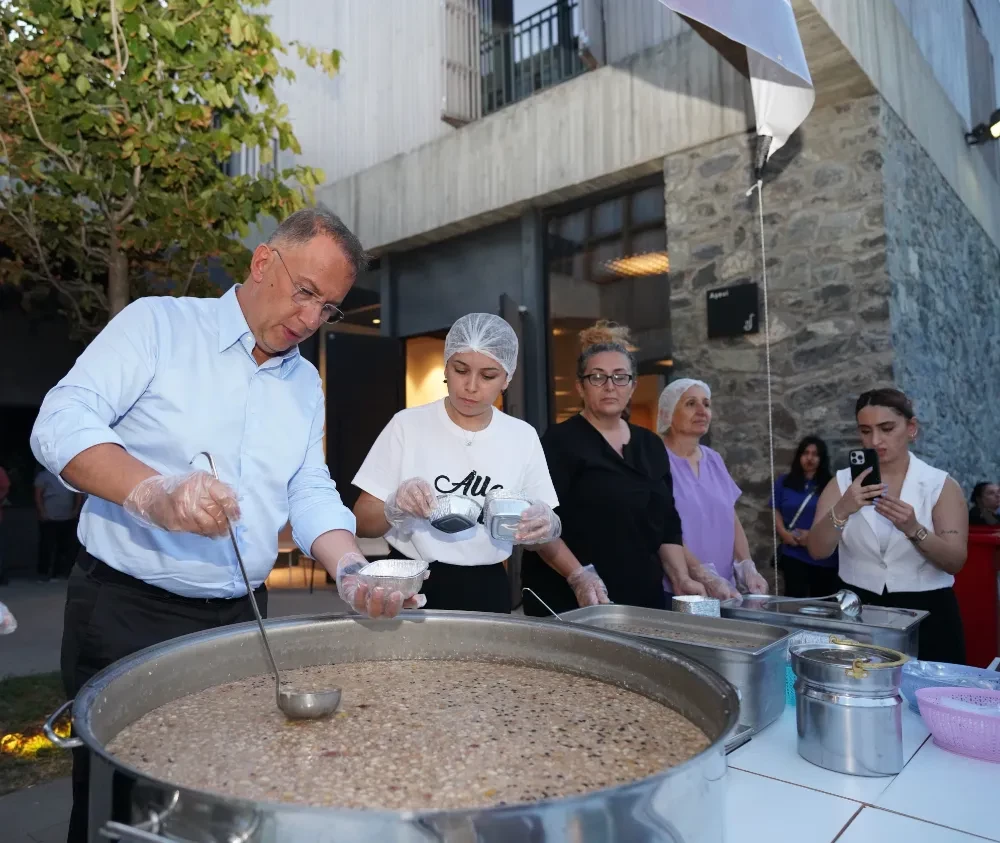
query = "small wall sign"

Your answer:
(706, 282), (760, 339)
